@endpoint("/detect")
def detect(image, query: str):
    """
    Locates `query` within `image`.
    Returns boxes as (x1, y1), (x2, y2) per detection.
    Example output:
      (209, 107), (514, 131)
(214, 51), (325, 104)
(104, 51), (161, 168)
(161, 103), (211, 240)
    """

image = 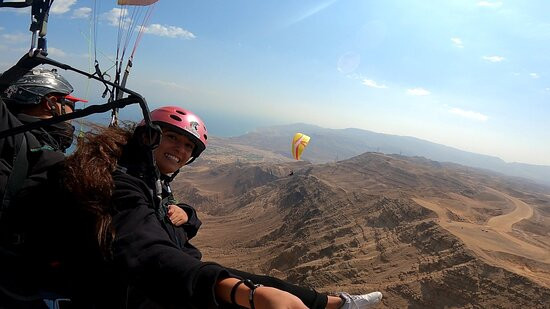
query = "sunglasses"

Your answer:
(48, 95), (76, 113)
